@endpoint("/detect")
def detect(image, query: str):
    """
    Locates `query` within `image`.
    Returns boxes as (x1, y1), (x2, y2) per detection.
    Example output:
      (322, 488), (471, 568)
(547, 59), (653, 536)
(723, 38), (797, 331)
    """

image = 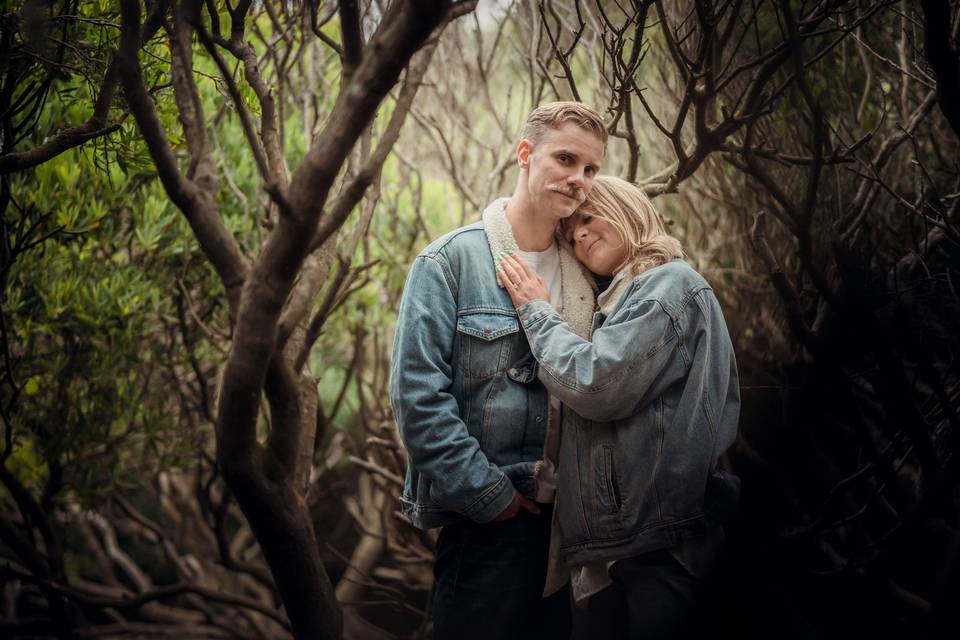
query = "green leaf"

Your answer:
(24, 377), (41, 396)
